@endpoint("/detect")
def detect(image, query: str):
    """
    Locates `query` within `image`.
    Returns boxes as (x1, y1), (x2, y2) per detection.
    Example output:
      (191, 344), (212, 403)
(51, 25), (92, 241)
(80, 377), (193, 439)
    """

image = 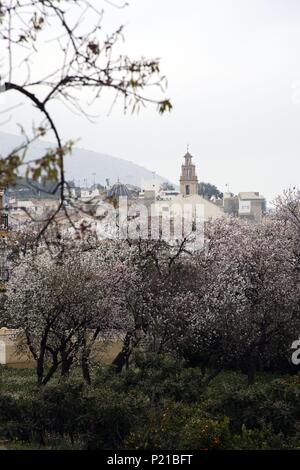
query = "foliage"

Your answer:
(96, 353), (208, 403)
(2, 362), (300, 450)
(4, 241), (134, 384)
(5, 208), (300, 384)
(207, 374), (300, 436)
(125, 402), (231, 450)
(0, 371), (149, 449)
(179, 217), (300, 382)
(198, 182), (223, 199)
